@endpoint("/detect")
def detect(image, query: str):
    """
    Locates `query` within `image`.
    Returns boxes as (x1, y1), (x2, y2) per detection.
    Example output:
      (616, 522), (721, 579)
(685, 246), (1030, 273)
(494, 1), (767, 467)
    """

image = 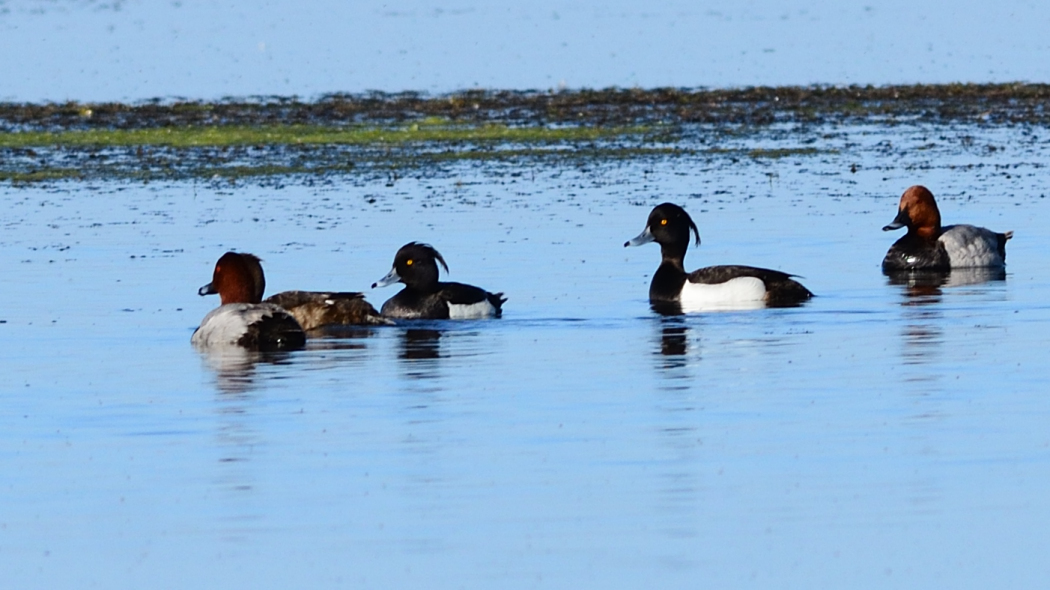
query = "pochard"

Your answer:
(192, 252), (306, 351)
(882, 185), (1012, 271)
